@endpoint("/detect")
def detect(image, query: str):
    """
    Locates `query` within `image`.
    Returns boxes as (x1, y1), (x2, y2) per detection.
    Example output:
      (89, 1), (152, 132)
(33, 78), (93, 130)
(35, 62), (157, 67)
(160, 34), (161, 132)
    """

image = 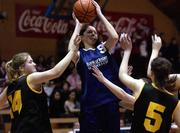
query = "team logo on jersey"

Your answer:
(86, 56), (108, 70)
